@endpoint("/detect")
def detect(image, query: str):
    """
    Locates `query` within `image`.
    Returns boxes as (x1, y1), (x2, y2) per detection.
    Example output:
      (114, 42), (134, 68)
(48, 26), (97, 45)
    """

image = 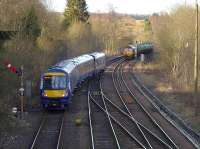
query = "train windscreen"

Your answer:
(43, 76), (67, 90)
